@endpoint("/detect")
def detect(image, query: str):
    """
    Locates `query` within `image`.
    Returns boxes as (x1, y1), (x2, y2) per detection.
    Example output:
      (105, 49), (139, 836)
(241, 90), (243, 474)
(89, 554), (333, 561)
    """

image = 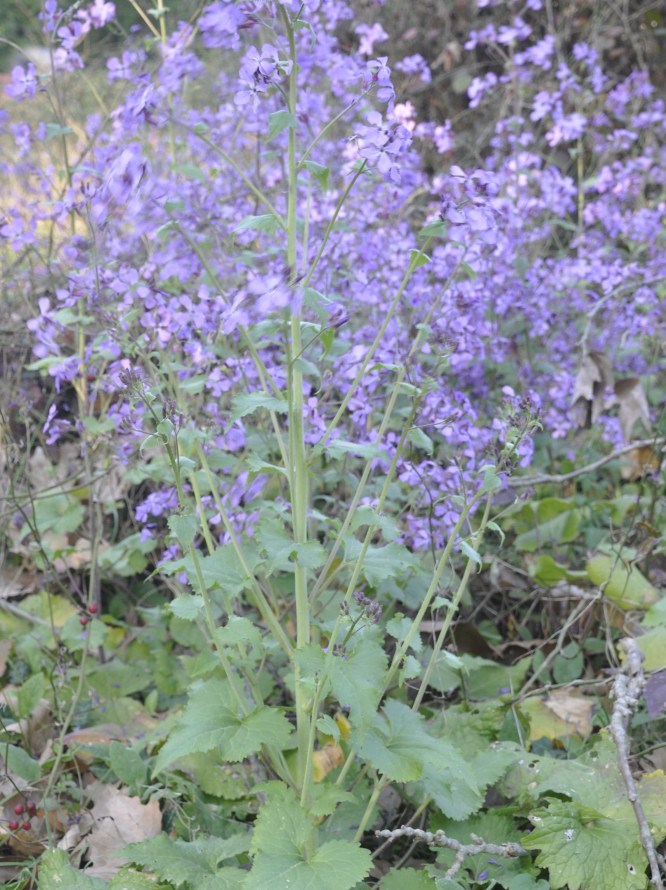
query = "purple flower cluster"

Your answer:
(1, 0), (662, 568)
